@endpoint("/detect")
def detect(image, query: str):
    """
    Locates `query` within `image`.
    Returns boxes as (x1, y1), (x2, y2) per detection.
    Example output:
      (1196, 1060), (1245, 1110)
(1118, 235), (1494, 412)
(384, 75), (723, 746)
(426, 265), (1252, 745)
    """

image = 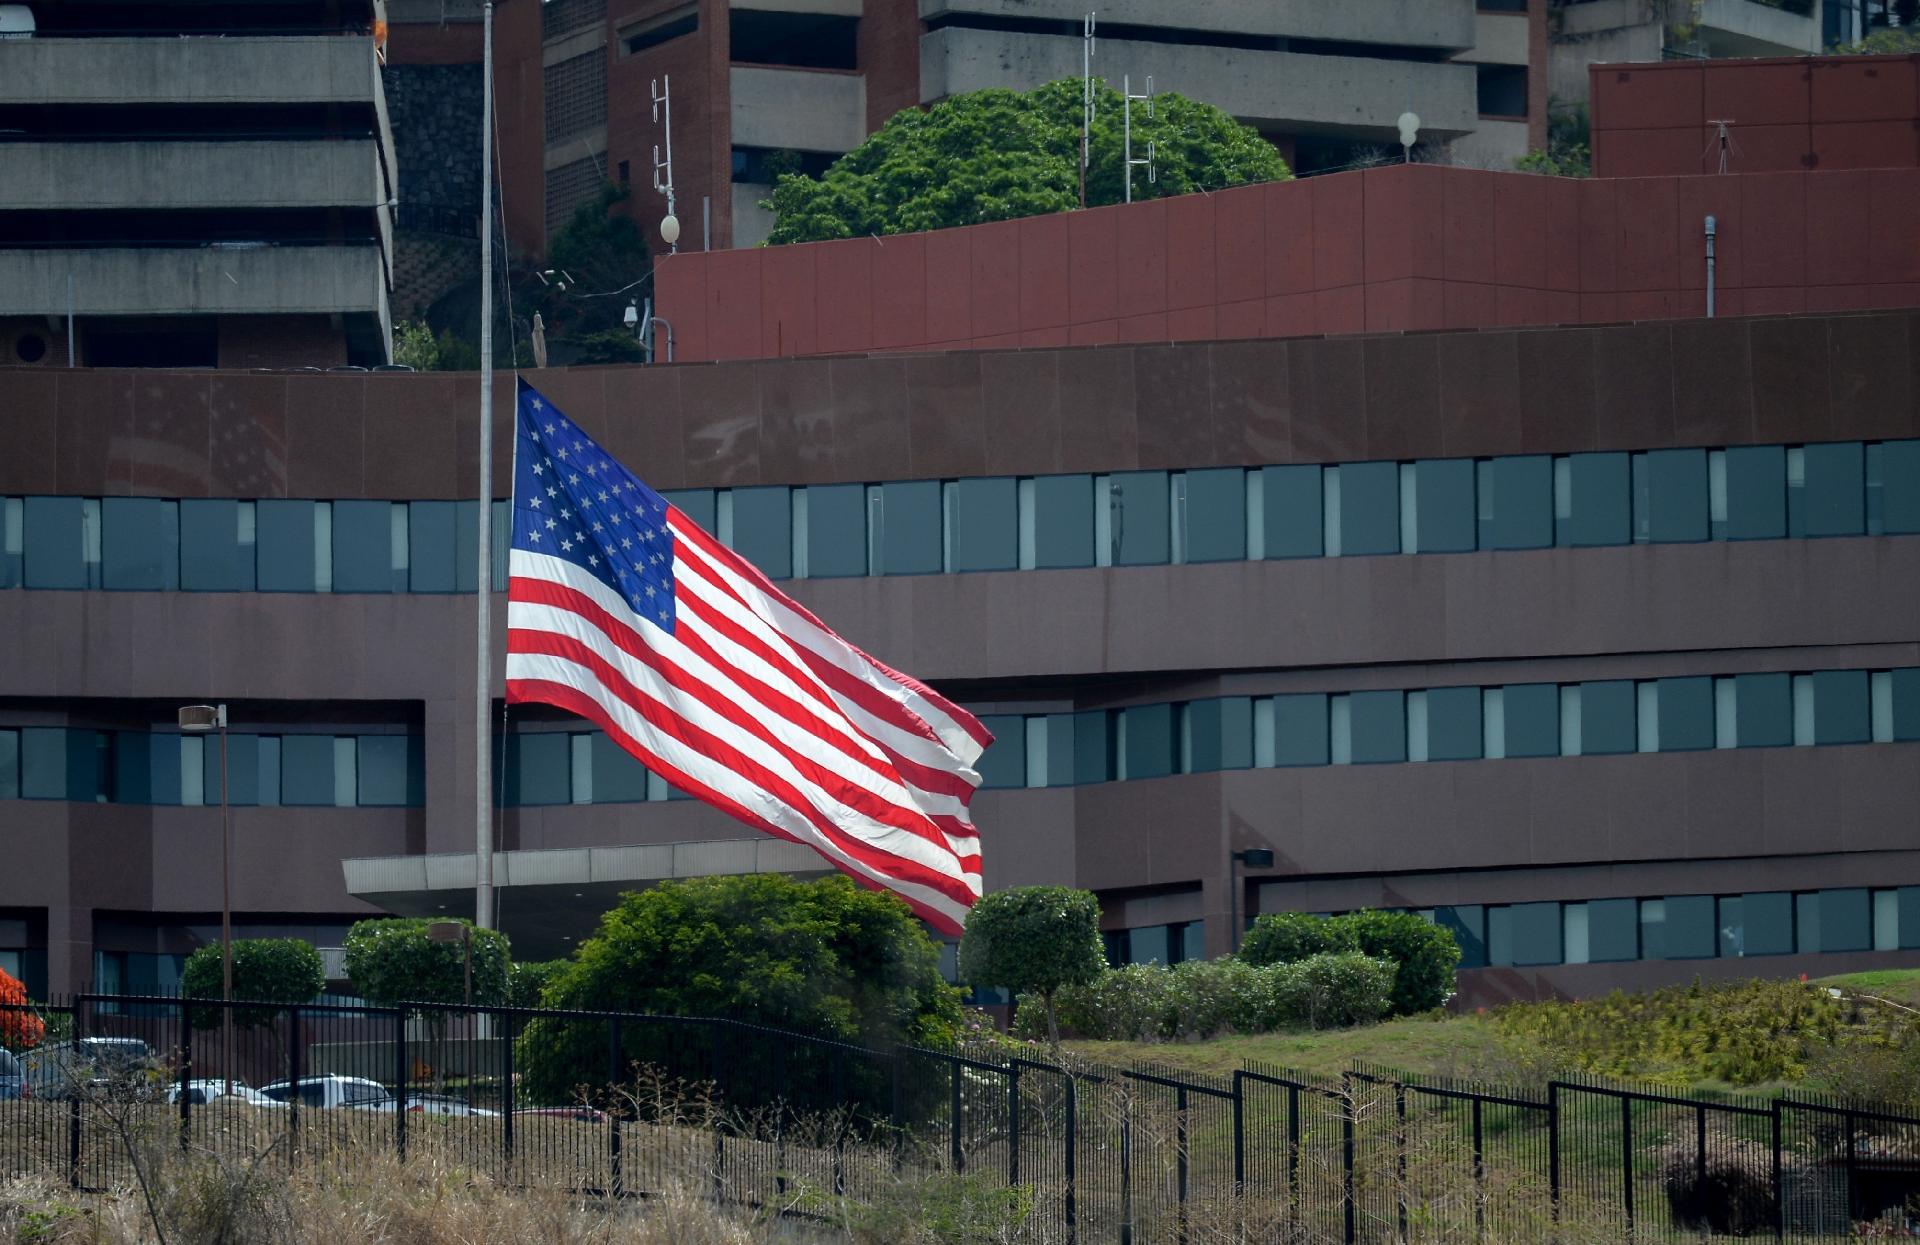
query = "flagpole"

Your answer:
(474, 0), (496, 932)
